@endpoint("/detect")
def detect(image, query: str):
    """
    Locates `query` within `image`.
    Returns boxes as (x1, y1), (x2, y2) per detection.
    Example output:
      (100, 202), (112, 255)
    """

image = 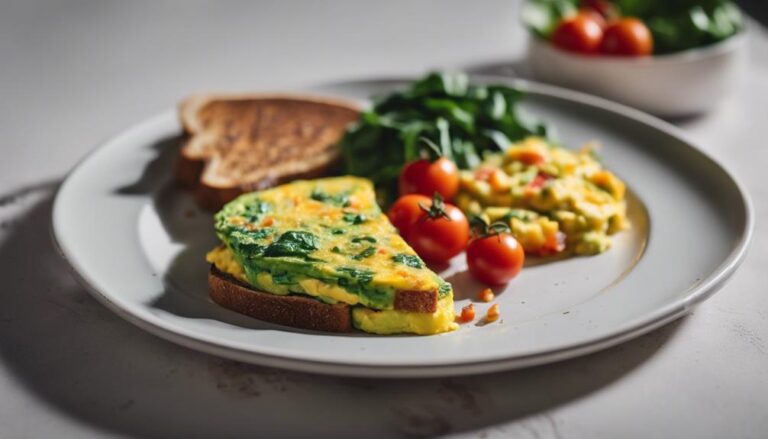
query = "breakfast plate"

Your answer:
(52, 76), (752, 377)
